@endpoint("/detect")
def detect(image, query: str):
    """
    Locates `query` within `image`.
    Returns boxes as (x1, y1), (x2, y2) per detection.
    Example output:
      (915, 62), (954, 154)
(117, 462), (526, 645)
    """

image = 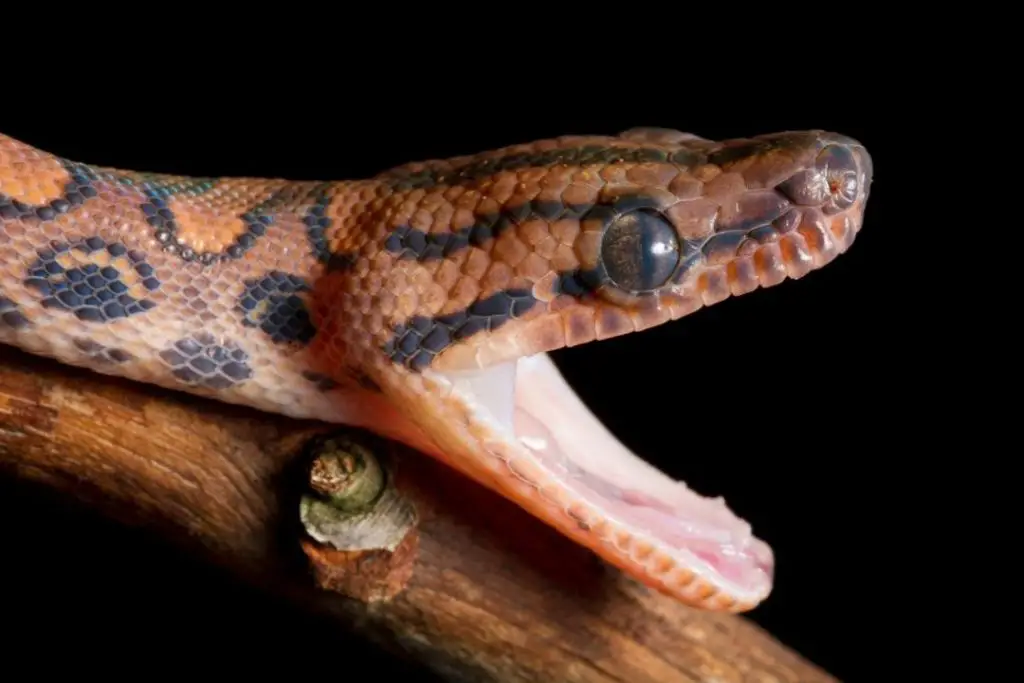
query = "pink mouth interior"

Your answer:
(440, 353), (774, 595)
